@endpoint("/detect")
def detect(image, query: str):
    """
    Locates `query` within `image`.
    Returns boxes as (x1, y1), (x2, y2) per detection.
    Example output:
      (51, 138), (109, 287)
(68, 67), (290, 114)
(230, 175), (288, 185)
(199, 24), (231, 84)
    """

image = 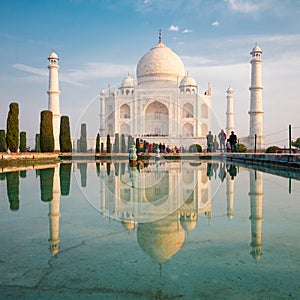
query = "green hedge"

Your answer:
(40, 110), (54, 152)
(6, 102), (19, 152)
